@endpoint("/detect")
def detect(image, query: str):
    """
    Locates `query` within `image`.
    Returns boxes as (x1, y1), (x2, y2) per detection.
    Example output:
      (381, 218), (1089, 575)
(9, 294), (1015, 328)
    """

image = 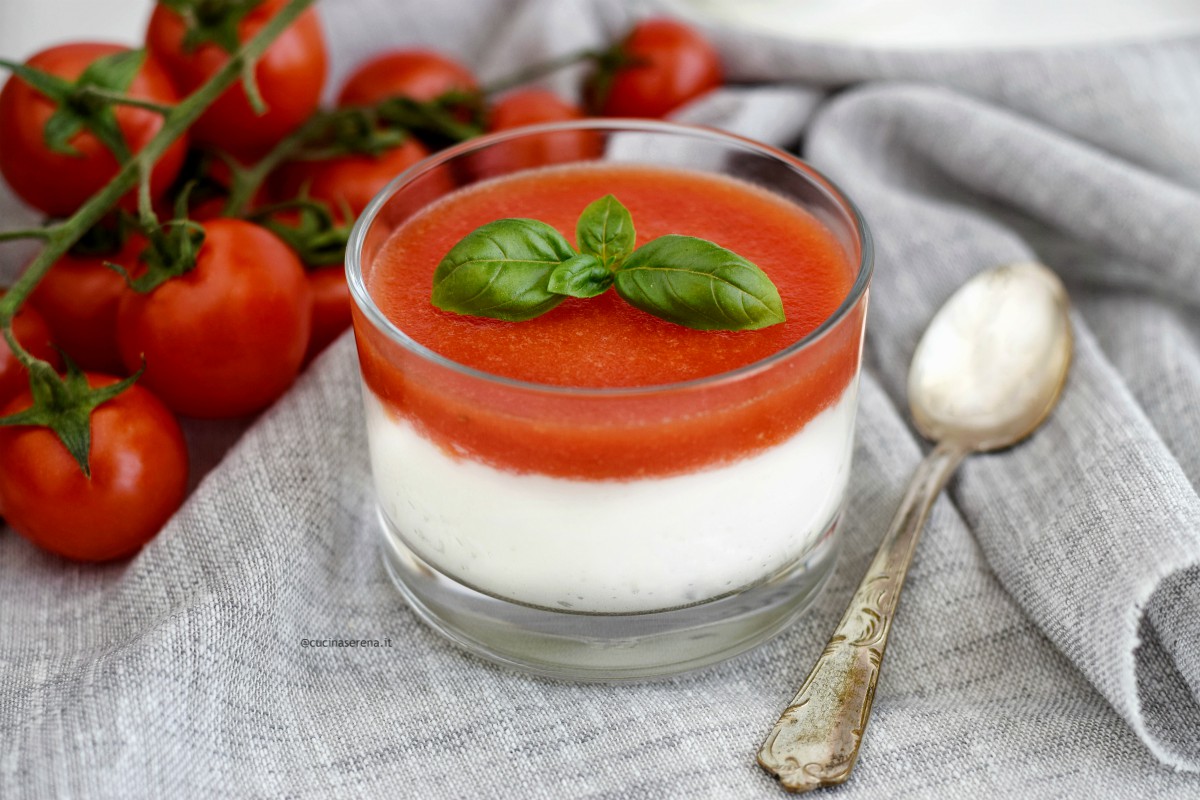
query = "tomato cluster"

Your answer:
(0, 4), (724, 562)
